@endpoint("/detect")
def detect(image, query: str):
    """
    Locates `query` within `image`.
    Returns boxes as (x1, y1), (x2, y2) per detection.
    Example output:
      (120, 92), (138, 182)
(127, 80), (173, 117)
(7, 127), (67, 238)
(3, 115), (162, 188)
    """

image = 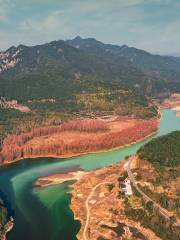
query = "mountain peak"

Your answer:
(73, 36), (82, 41)
(6, 46), (17, 52)
(66, 36), (102, 49)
